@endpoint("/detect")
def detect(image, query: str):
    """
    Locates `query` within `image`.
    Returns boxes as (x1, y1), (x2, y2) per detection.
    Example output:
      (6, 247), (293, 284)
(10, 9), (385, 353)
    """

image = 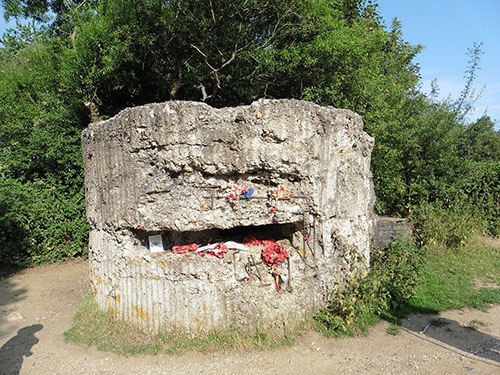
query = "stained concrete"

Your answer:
(82, 99), (375, 332)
